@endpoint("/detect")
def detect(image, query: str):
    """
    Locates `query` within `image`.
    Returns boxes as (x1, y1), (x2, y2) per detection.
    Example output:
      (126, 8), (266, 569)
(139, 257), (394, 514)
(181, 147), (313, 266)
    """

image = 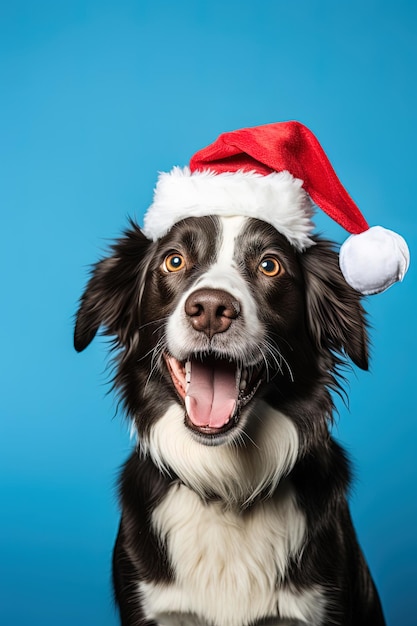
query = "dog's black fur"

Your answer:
(75, 216), (386, 626)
